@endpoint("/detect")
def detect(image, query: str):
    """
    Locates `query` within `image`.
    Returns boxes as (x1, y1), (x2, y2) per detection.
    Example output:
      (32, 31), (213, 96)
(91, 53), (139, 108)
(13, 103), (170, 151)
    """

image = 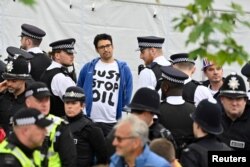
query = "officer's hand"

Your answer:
(0, 80), (7, 92)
